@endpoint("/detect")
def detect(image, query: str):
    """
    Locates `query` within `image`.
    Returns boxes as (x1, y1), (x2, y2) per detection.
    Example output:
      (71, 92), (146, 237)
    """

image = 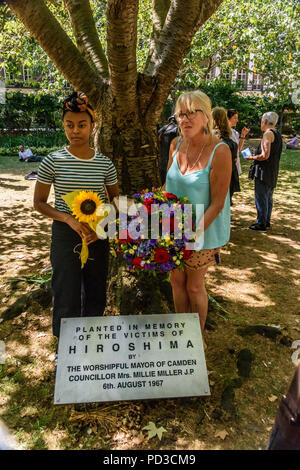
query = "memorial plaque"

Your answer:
(54, 314), (210, 404)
